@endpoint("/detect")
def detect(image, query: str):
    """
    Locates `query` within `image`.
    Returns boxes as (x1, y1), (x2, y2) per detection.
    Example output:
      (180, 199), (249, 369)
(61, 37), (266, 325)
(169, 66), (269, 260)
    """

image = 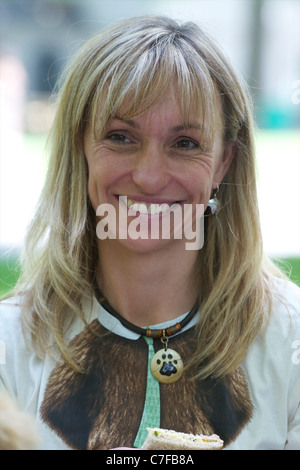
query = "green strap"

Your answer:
(133, 336), (160, 448)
